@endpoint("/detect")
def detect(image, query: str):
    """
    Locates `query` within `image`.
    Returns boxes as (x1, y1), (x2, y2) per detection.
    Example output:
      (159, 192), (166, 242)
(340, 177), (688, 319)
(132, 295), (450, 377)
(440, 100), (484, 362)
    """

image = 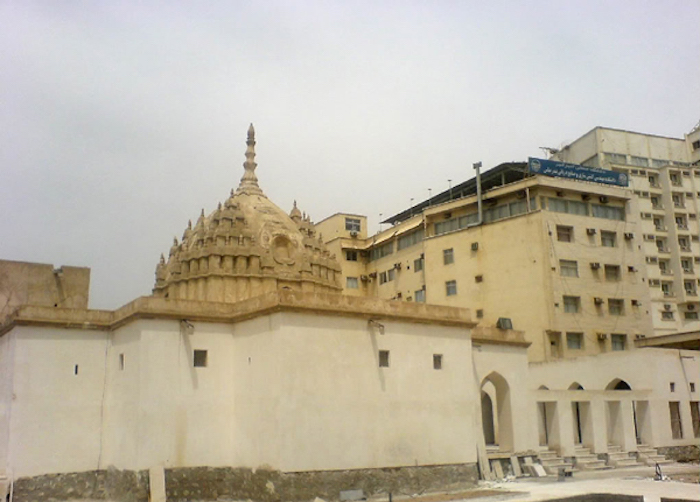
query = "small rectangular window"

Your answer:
(690, 382), (696, 392)
(445, 280), (457, 296)
(379, 271), (387, 284)
(670, 382), (676, 392)
(414, 257), (424, 272)
(601, 231), (617, 247)
(560, 259), (578, 277)
(566, 332), (583, 350)
(193, 349), (208, 367)
(611, 334), (626, 351)
(608, 299), (625, 316)
(345, 250), (358, 261)
(556, 225), (573, 242)
(387, 268), (395, 281)
(604, 265), (621, 281)
(433, 354), (443, 370)
(119, 353), (125, 371)
(443, 248), (454, 265)
(346, 277), (359, 289)
(563, 296), (580, 313)
(378, 350), (390, 368)
(345, 218), (361, 232)
(414, 289), (426, 302)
